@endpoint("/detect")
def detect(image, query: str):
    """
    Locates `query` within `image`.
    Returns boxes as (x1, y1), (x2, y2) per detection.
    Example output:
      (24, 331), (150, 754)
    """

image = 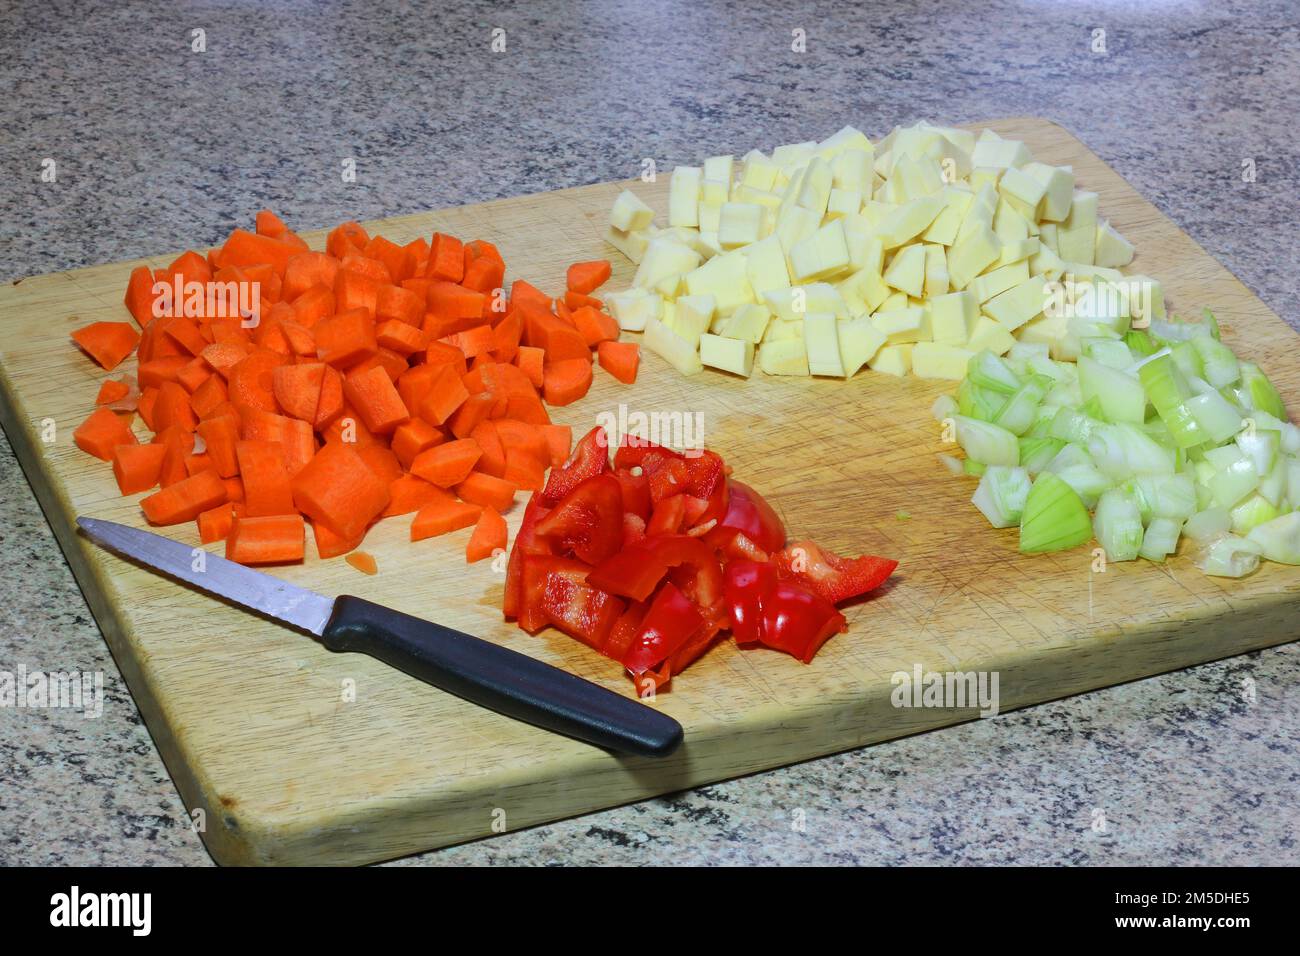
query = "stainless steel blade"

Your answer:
(76, 516), (335, 636)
